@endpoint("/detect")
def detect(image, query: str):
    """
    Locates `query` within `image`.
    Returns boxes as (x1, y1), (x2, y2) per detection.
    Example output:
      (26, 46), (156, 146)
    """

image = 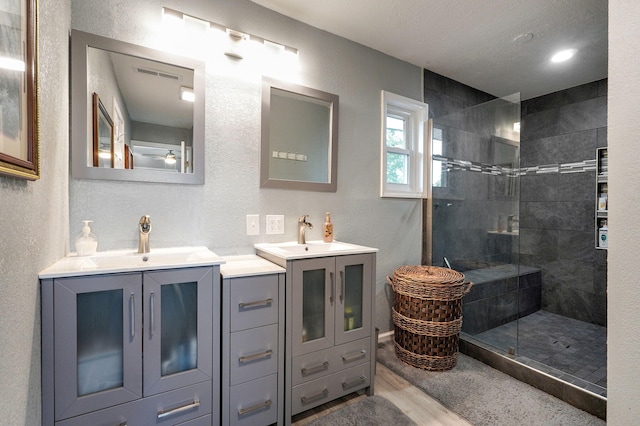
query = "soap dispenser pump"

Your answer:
(323, 212), (334, 243)
(75, 220), (98, 256)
